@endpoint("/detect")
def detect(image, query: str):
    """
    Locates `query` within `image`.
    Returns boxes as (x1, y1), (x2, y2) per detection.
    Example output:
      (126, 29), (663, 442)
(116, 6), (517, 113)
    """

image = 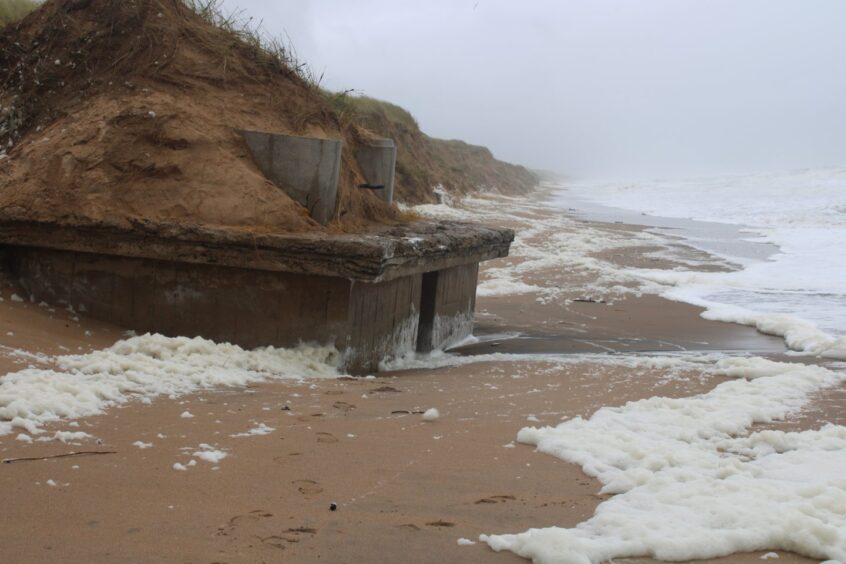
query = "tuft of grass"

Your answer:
(0, 0), (38, 27)
(321, 90), (418, 131)
(184, 0), (320, 87)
